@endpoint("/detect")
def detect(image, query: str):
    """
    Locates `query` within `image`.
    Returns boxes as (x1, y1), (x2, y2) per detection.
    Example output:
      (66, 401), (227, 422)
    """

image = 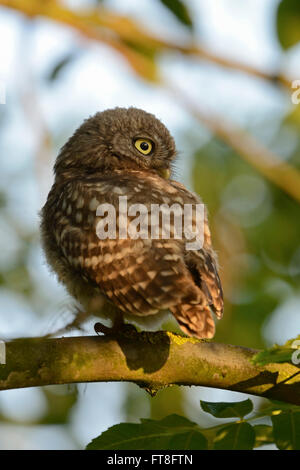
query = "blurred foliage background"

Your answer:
(0, 0), (299, 450)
